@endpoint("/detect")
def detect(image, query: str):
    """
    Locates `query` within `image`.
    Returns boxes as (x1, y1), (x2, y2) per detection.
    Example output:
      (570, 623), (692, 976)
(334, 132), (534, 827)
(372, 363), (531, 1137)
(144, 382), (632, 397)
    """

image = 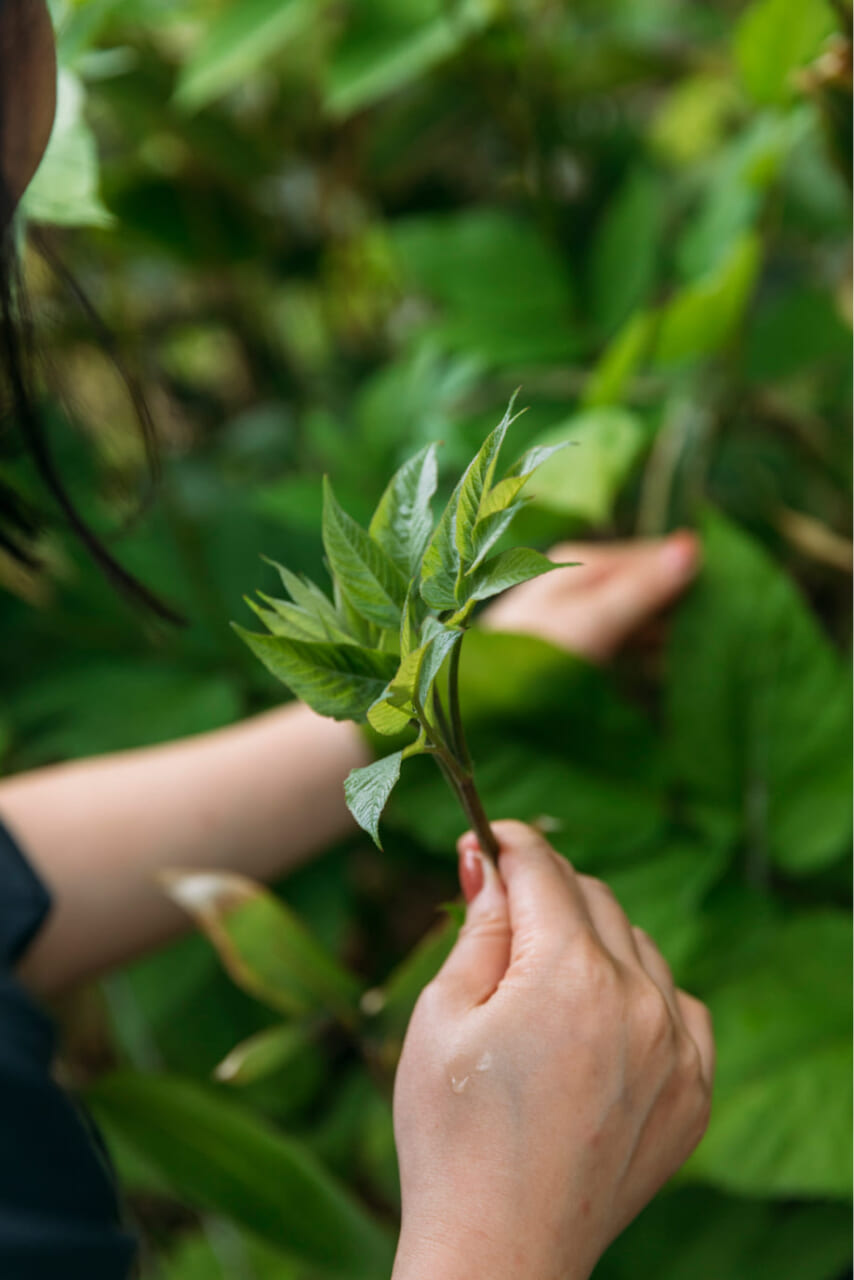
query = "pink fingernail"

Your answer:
(660, 533), (697, 579)
(458, 848), (484, 904)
